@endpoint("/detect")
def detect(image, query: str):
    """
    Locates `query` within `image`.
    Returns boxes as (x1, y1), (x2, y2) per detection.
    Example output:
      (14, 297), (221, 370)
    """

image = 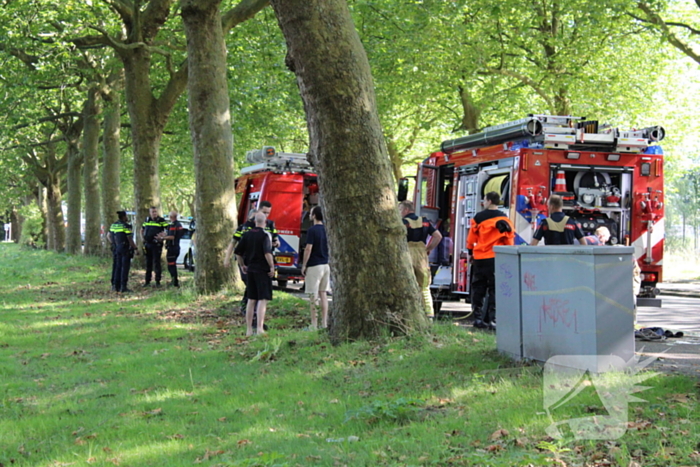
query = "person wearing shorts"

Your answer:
(234, 212), (275, 336)
(301, 206), (330, 330)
